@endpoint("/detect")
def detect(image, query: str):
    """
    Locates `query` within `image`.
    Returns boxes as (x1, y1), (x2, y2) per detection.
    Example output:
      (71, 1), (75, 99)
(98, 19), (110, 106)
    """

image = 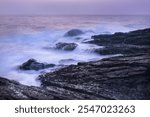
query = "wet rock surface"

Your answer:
(0, 53), (150, 100)
(95, 45), (150, 55)
(90, 28), (150, 46)
(89, 28), (150, 55)
(56, 42), (78, 51)
(39, 53), (150, 100)
(0, 28), (150, 100)
(0, 77), (65, 100)
(19, 59), (55, 71)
